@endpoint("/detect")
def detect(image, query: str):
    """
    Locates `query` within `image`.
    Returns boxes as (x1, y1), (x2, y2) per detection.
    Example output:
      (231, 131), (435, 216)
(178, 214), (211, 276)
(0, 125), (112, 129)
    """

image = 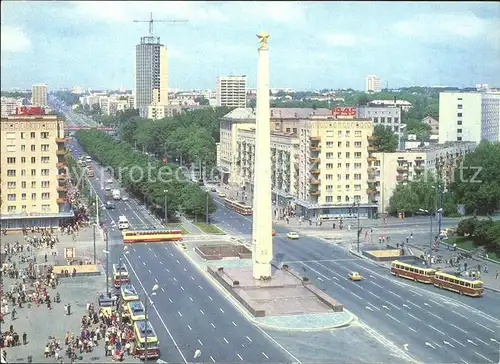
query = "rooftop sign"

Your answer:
(15, 106), (45, 116)
(332, 107), (356, 118)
